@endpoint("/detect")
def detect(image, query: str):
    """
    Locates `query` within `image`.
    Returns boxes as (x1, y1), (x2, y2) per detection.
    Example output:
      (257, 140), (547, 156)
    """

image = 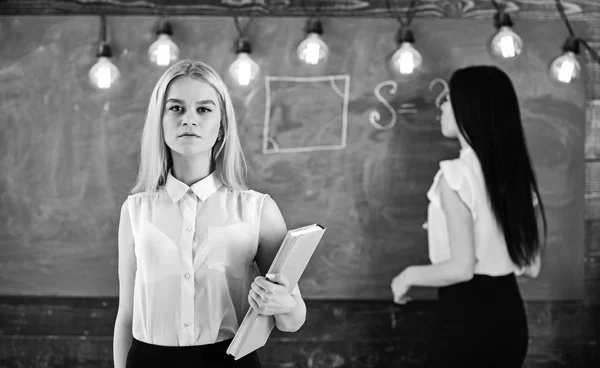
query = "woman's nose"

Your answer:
(182, 119), (198, 126)
(181, 113), (198, 126)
